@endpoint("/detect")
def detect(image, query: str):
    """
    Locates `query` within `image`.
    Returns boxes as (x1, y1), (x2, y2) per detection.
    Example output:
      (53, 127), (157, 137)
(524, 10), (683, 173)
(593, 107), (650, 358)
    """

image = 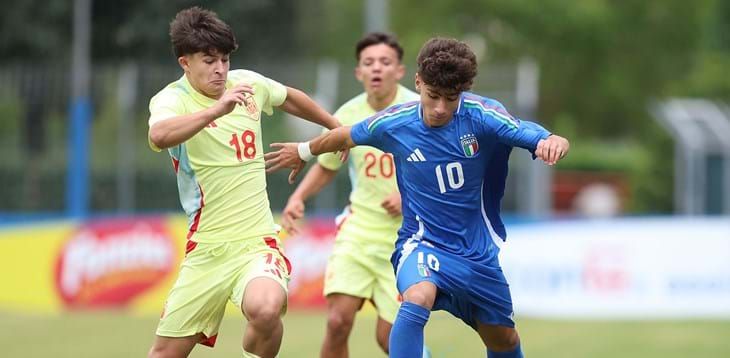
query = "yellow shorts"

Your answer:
(156, 236), (290, 346)
(323, 238), (400, 323)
